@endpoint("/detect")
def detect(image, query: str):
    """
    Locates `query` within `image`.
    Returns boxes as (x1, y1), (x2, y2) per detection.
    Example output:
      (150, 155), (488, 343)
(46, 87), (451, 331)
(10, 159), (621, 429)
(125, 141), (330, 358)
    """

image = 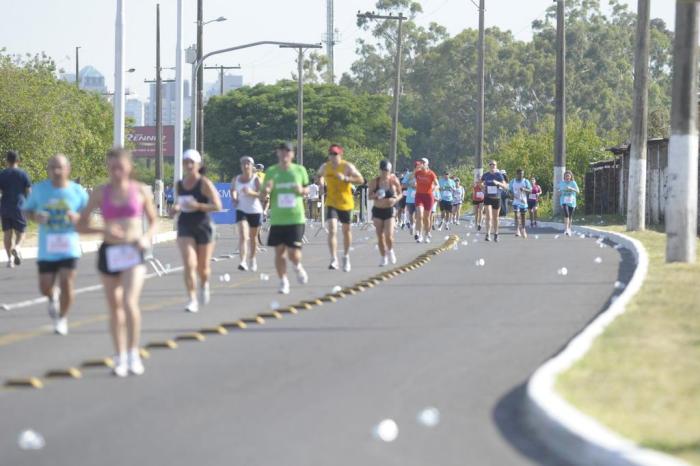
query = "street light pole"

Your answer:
(356, 11), (406, 169)
(196, 0), (204, 155)
(189, 41), (321, 155)
(626, 0), (651, 231)
(174, 0), (184, 185)
(553, 0), (566, 215)
(154, 3), (164, 216)
(666, 0), (699, 263)
(113, 0), (126, 147)
(475, 0), (485, 180)
(75, 46), (81, 88)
